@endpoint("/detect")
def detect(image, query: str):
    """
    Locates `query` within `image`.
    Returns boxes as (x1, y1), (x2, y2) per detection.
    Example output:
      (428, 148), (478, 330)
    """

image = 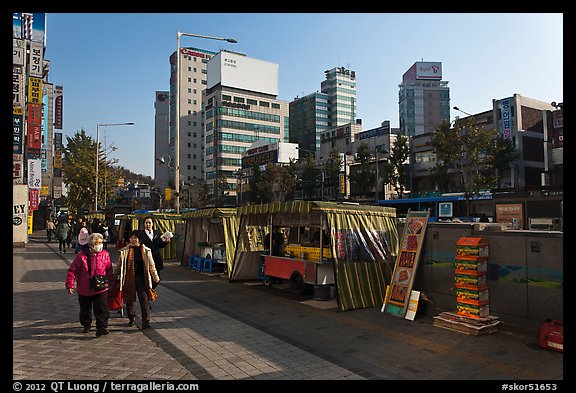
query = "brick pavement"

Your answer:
(13, 233), (564, 382)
